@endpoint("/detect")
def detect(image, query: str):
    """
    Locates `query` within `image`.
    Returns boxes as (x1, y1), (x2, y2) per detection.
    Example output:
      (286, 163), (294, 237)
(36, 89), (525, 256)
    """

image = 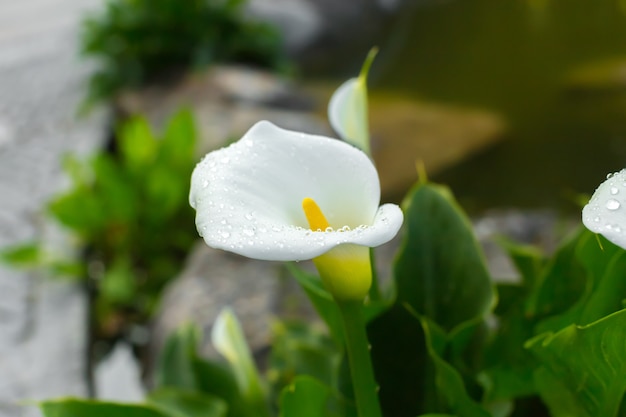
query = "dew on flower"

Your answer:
(606, 199), (620, 210)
